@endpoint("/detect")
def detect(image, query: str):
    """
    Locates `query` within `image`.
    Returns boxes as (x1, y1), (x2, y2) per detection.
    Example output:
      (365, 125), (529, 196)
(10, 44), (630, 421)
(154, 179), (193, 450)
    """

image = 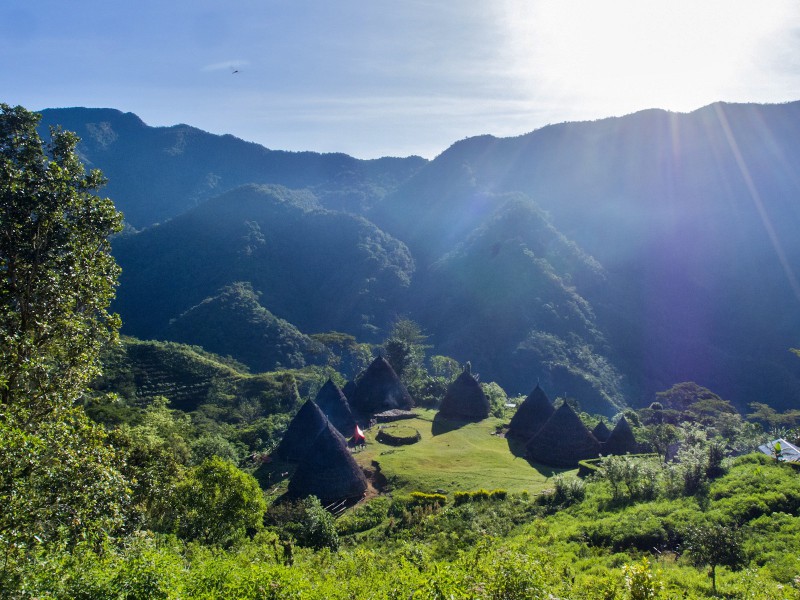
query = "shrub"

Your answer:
(454, 489), (509, 505)
(408, 491), (447, 509)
